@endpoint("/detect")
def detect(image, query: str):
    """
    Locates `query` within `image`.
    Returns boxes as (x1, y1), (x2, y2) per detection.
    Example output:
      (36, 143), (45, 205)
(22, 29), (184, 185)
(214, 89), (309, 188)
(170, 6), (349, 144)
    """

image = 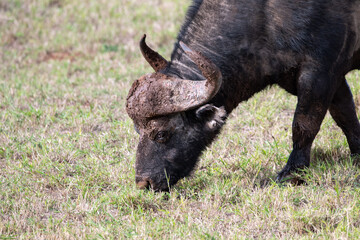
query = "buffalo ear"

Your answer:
(196, 104), (227, 131)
